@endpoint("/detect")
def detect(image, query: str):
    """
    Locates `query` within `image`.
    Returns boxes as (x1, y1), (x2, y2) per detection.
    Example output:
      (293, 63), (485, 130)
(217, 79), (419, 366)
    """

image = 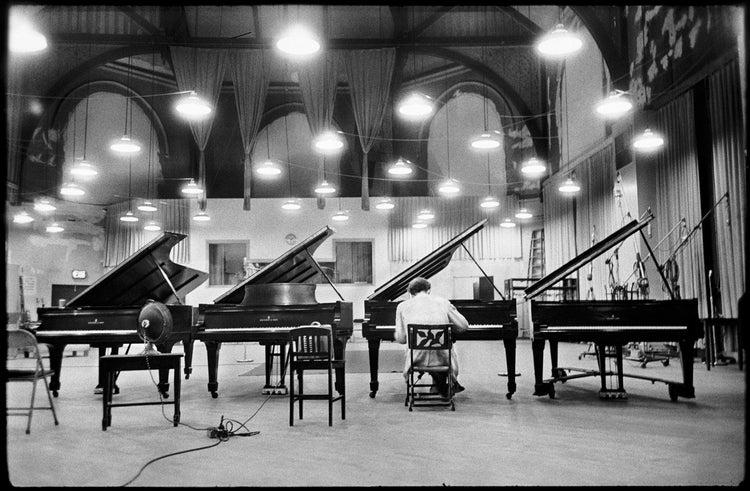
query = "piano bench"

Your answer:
(100, 353), (183, 431)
